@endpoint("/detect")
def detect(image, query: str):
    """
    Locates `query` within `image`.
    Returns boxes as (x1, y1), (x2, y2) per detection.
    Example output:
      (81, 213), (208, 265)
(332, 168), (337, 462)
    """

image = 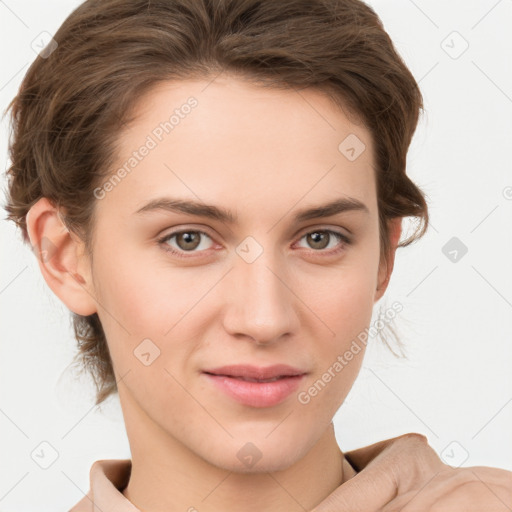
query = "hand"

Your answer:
(311, 433), (512, 512)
